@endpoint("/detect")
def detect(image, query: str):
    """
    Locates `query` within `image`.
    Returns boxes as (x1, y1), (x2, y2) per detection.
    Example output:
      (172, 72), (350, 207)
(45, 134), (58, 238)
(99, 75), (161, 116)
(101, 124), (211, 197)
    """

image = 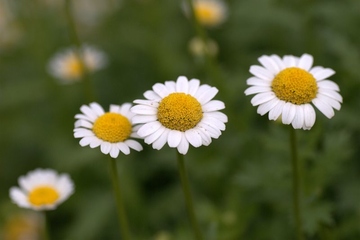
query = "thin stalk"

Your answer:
(176, 151), (203, 240)
(64, 0), (97, 101)
(108, 158), (131, 240)
(289, 127), (304, 240)
(184, 0), (224, 88)
(41, 212), (49, 240)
